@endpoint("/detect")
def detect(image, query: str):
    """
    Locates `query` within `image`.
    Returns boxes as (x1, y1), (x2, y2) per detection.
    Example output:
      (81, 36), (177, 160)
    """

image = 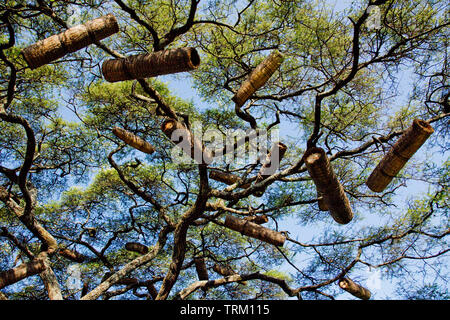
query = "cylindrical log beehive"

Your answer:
(232, 50), (284, 107)
(59, 248), (85, 263)
(125, 242), (149, 255)
(209, 170), (251, 189)
(0, 258), (46, 289)
(366, 119), (434, 193)
(22, 14), (119, 70)
(224, 215), (286, 246)
(254, 142), (287, 197)
(102, 47), (200, 82)
(317, 188), (328, 211)
(243, 215), (269, 225)
(338, 278), (371, 300)
(117, 277), (139, 286)
(304, 147), (353, 224)
(112, 127), (155, 154)
(194, 257), (209, 281)
(212, 264), (235, 277)
(161, 119), (213, 164)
